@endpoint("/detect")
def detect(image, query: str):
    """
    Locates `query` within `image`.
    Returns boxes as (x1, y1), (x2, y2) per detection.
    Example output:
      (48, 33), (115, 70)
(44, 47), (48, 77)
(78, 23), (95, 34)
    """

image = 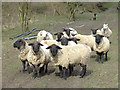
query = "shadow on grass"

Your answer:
(94, 55), (111, 63)
(90, 54), (97, 58)
(55, 67), (93, 78)
(19, 66), (55, 78)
